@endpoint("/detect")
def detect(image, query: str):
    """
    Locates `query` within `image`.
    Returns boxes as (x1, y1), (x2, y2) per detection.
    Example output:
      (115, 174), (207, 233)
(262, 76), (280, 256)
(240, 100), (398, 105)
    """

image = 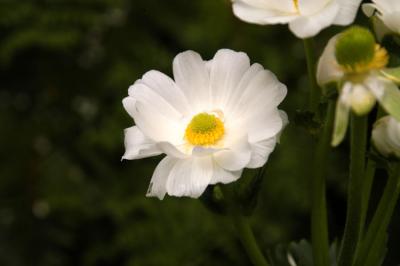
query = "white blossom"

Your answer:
(122, 49), (288, 199)
(231, 0), (362, 38)
(317, 30), (400, 146)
